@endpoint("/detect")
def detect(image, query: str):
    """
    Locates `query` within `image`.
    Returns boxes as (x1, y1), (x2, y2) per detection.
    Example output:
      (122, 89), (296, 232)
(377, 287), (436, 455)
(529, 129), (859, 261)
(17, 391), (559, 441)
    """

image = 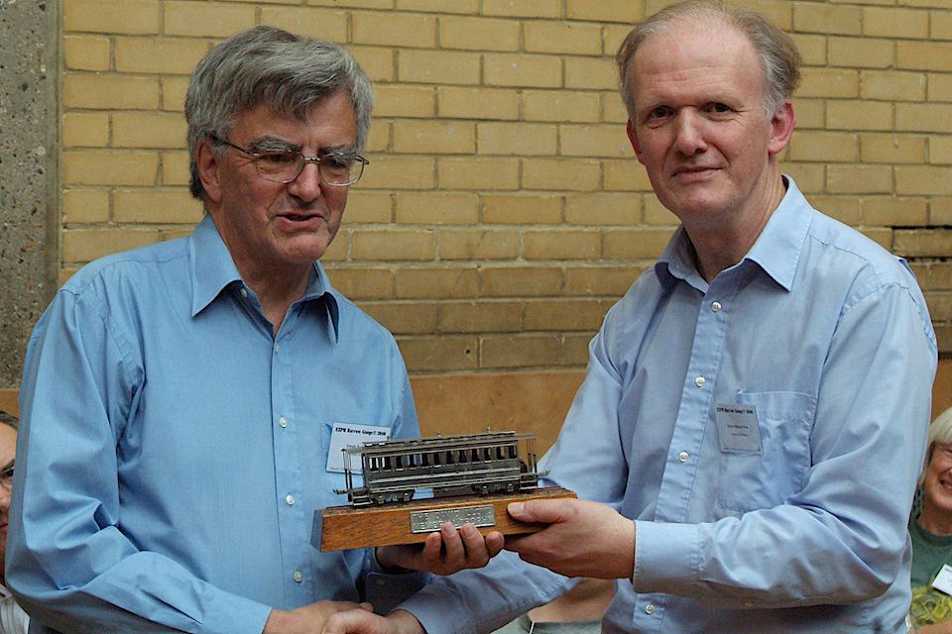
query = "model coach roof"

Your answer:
(346, 431), (532, 455)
